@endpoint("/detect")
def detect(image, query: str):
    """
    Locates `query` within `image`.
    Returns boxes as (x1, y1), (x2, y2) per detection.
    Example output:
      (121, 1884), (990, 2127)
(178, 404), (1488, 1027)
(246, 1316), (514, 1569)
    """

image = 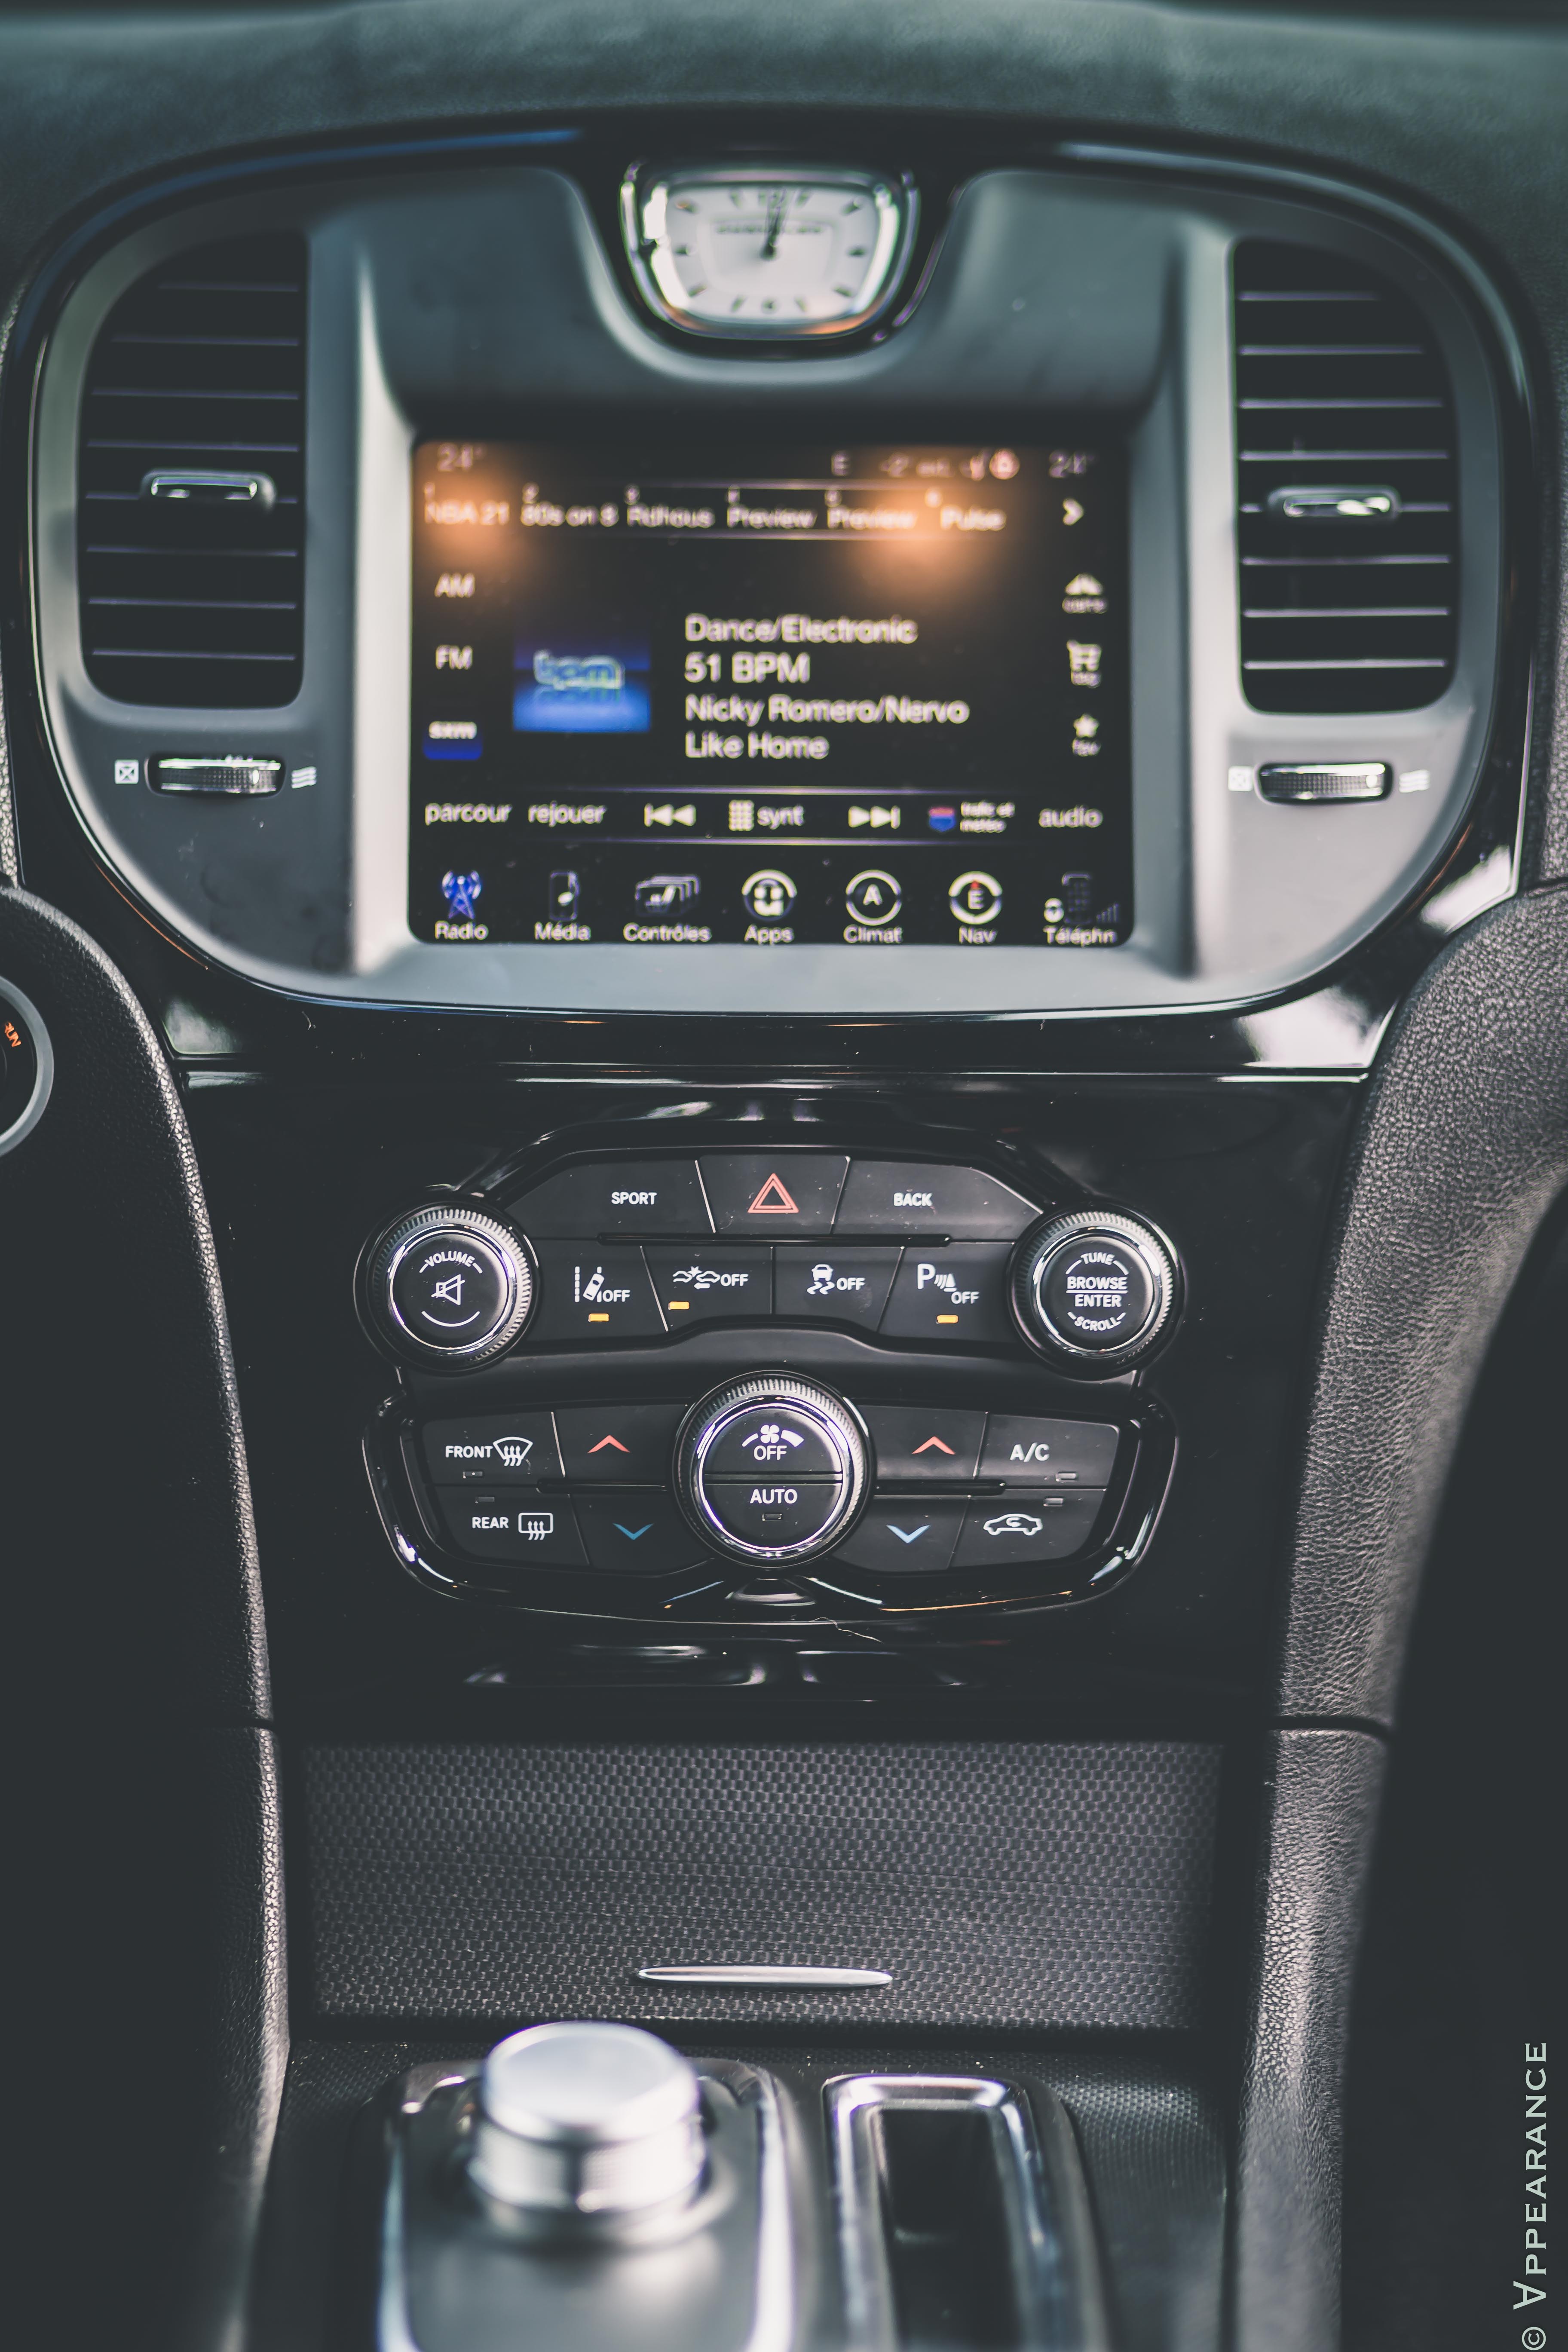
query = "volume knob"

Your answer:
(361, 1201), (535, 1369)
